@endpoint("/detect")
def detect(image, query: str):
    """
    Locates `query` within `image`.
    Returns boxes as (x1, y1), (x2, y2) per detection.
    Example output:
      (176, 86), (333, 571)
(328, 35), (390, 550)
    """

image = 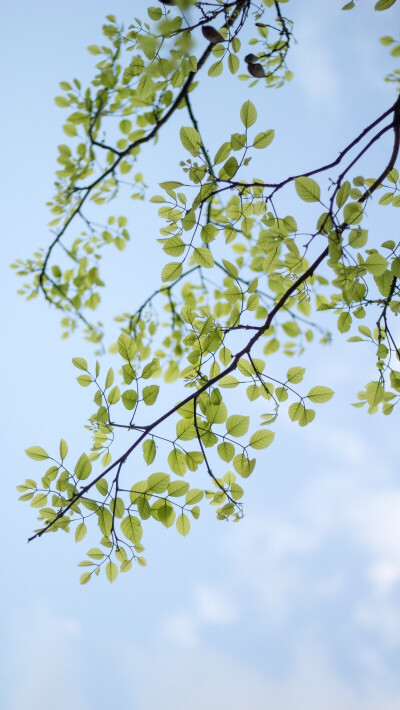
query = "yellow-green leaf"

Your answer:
(26, 446), (49, 461)
(240, 100), (257, 128)
(105, 560), (118, 583)
(226, 415), (249, 437)
(59, 439), (68, 460)
(176, 512), (190, 536)
(75, 522), (87, 542)
(307, 386), (334, 403)
(295, 176), (321, 202)
(161, 262), (183, 282)
(249, 429), (275, 449)
(179, 126), (201, 156)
